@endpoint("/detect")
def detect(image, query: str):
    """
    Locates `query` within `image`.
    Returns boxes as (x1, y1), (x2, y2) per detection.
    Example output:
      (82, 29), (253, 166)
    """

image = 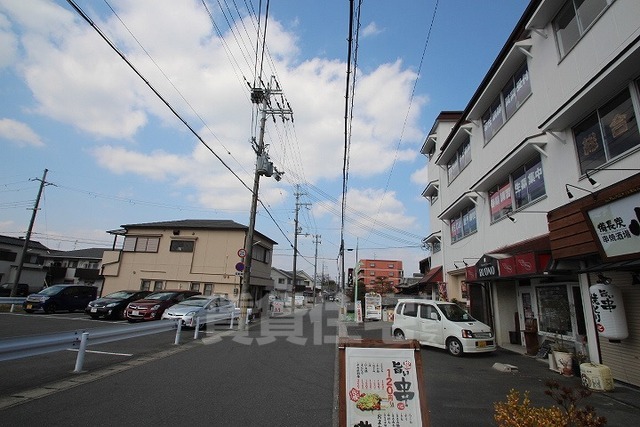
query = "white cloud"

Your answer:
(0, 118), (43, 147)
(410, 163), (429, 187)
(0, 14), (18, 68)
(362, 22), (383, 38)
